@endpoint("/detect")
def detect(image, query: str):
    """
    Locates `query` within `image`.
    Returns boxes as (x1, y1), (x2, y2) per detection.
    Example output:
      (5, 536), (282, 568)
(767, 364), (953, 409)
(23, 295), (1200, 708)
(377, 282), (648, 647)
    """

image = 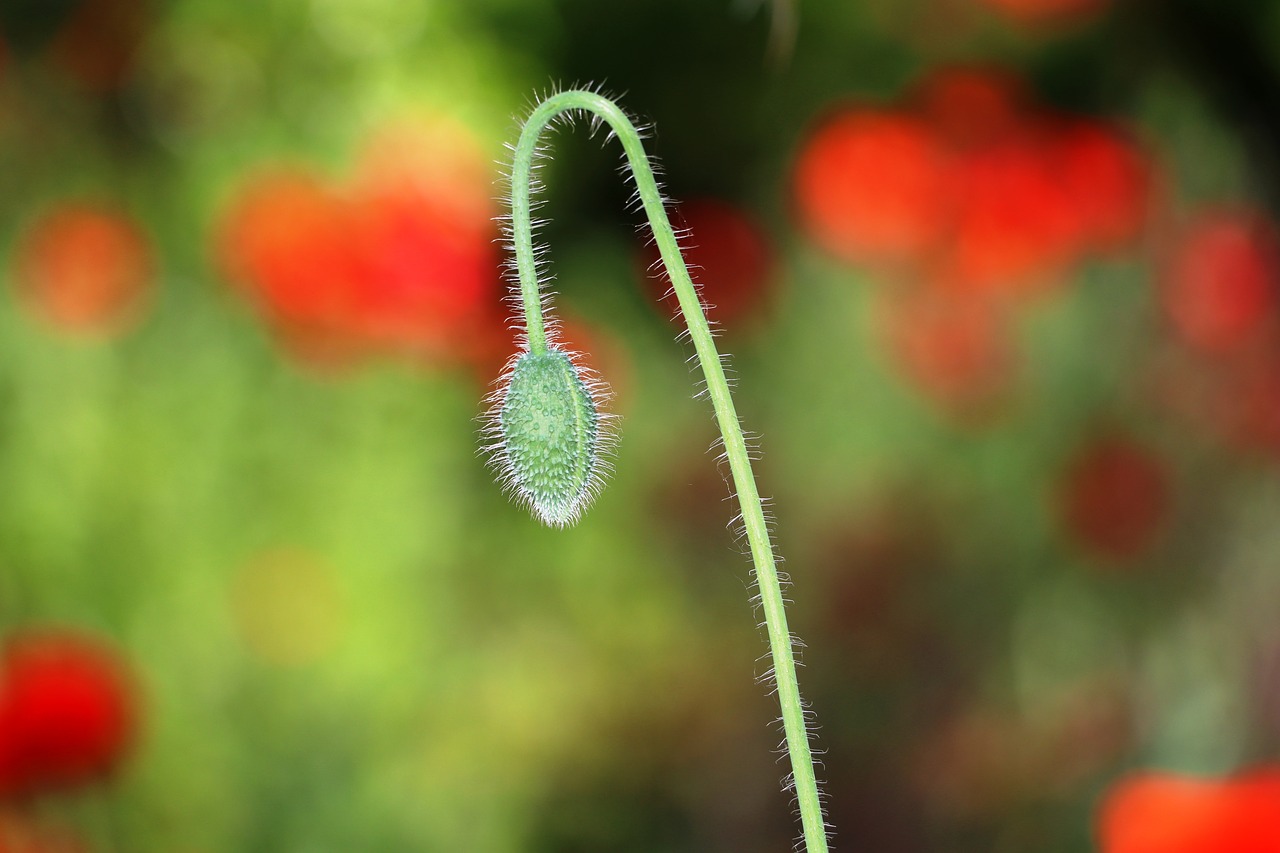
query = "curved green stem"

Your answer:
(509, 89), (828, 852)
